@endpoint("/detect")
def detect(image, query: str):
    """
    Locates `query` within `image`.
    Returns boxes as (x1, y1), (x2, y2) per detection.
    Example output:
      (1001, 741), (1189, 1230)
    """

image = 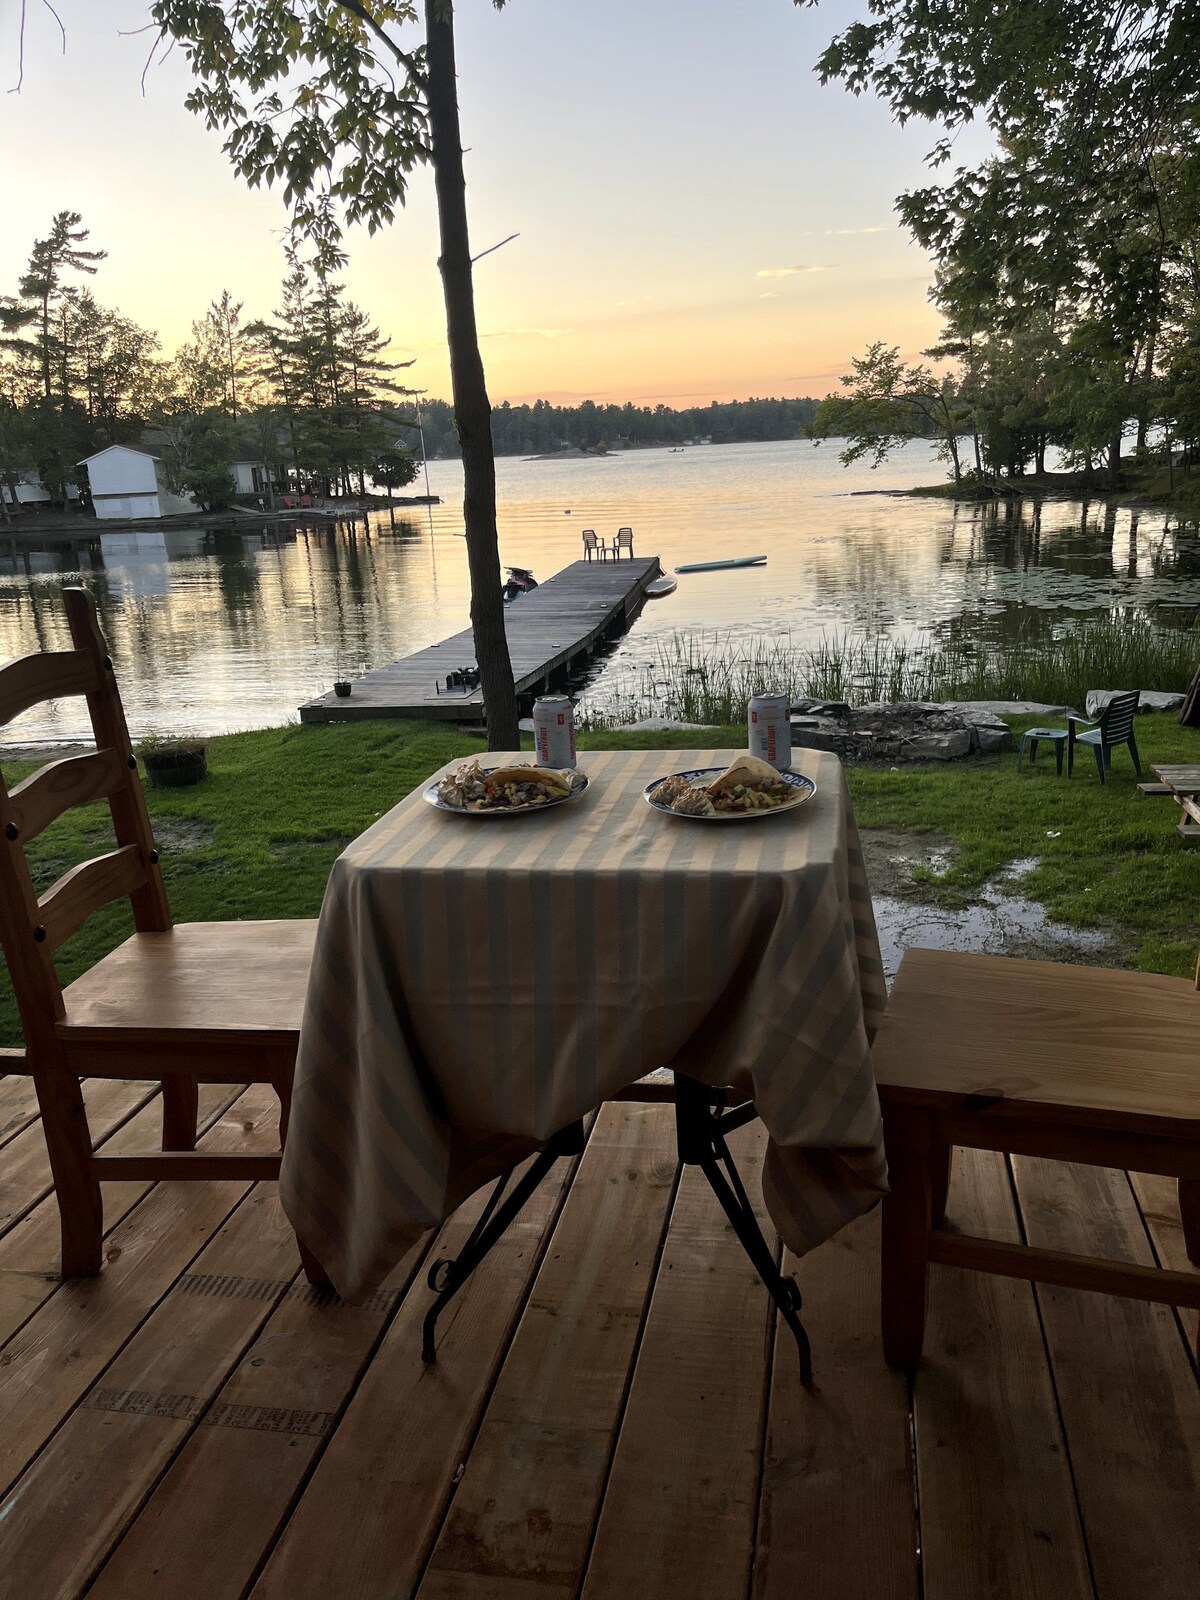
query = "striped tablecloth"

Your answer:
(281, 748), (888, 1300)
